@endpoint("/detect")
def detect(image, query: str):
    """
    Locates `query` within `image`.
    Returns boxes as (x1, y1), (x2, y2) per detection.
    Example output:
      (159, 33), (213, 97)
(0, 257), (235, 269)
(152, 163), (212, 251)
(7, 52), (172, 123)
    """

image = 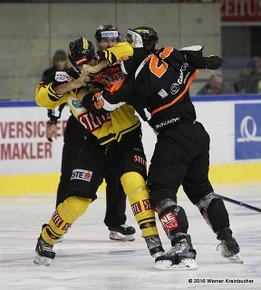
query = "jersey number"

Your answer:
(148, 47), (173, 78)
